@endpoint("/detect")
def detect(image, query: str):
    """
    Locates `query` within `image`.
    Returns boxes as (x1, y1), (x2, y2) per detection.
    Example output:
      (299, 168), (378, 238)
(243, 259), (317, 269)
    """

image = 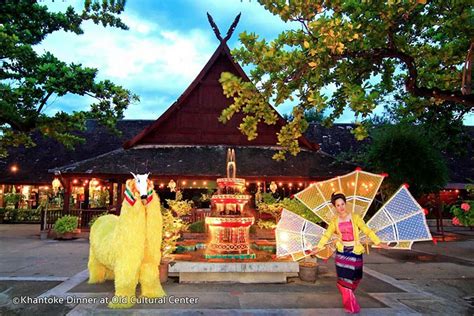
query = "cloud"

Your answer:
(35, 8), (216, 119)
